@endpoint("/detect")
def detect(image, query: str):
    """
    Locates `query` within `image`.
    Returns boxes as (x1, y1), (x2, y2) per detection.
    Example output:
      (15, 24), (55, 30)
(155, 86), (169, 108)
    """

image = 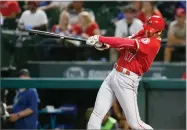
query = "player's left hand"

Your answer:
(86, 35), (99, 46)
(95, 43), (110, 51)
(9, 113), (19, 122)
